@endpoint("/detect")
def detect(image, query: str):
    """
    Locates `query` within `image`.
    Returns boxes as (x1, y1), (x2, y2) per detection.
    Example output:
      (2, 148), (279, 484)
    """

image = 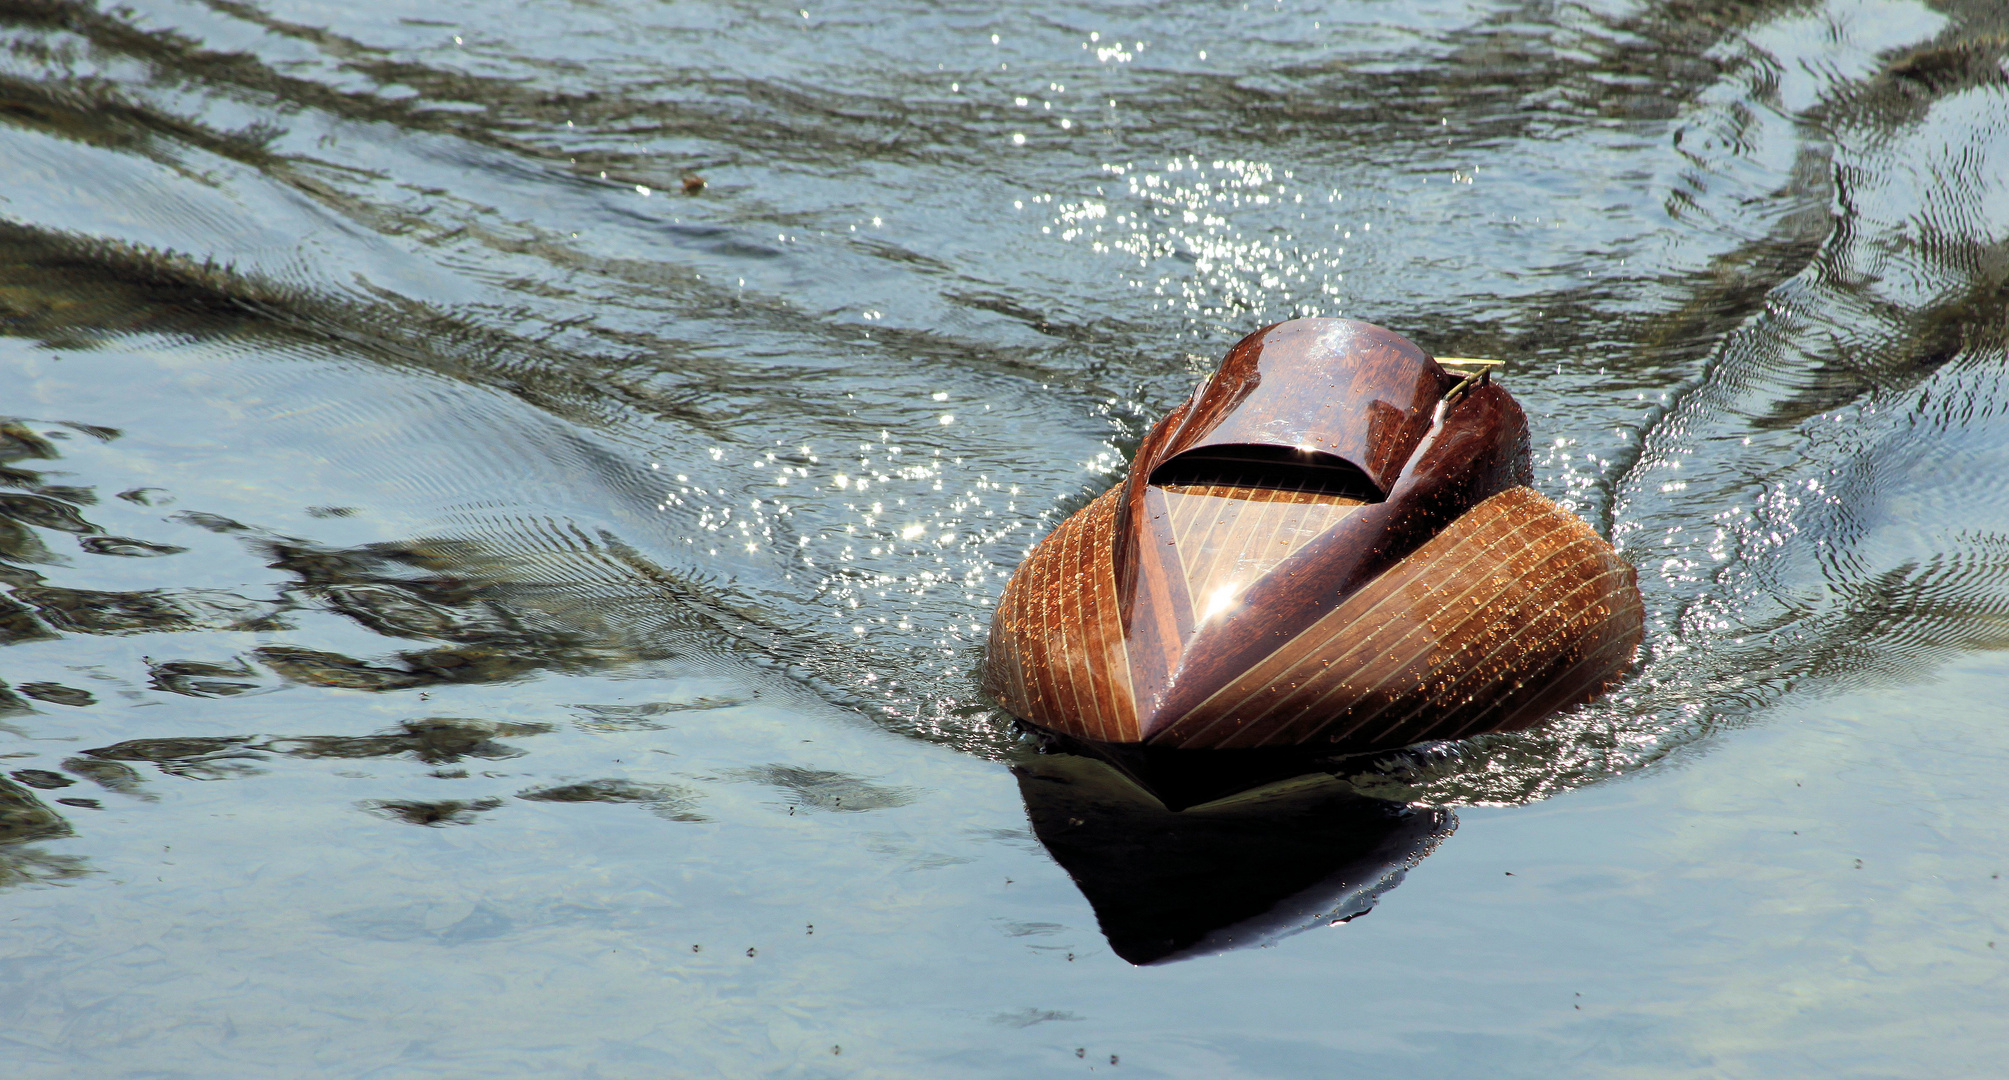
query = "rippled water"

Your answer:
(3, 0), (2007, 1074)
